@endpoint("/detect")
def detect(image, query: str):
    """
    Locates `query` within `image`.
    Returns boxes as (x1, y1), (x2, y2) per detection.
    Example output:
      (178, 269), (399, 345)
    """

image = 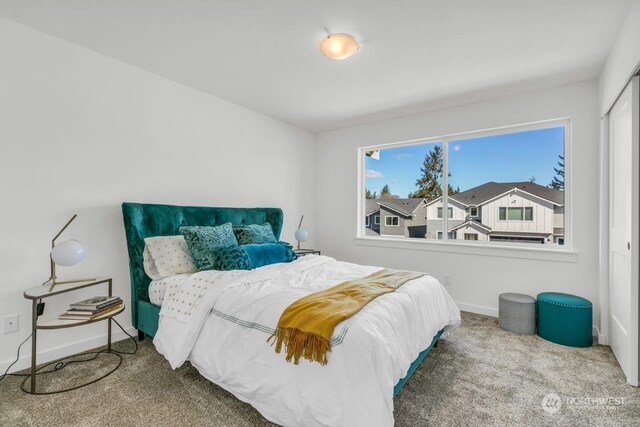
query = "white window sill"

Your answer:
(354, 236), (578, 263)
